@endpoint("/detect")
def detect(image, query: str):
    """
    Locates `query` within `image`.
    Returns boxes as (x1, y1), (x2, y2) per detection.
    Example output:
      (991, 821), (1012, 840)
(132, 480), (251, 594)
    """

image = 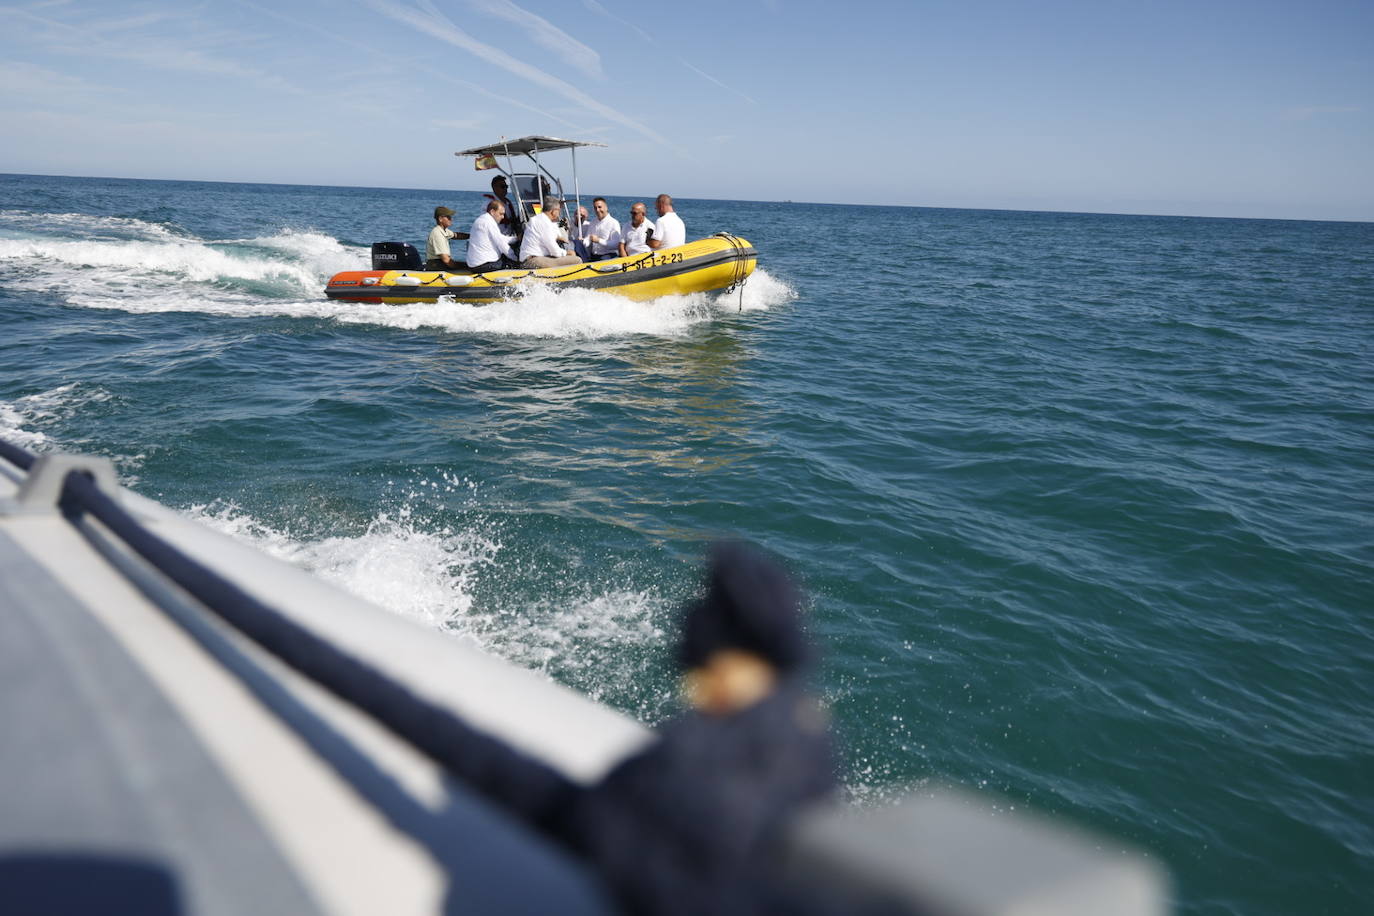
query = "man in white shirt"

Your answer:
(466, 200), (518, 272)
(618, 202), (654, 257)
(647, 194), (685, 250)
(519, 196), (582, 268)
(584, 197), (622, 261)
(425, 206), (470, 271)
